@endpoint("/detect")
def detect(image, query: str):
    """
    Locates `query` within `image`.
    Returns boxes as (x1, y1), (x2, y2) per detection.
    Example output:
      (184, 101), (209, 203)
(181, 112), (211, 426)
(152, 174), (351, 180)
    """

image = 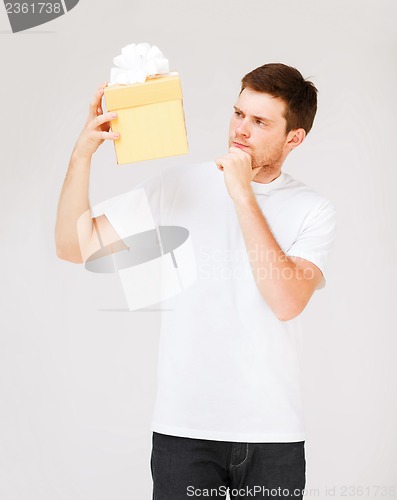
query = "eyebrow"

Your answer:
(233, 105), (274, 123)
